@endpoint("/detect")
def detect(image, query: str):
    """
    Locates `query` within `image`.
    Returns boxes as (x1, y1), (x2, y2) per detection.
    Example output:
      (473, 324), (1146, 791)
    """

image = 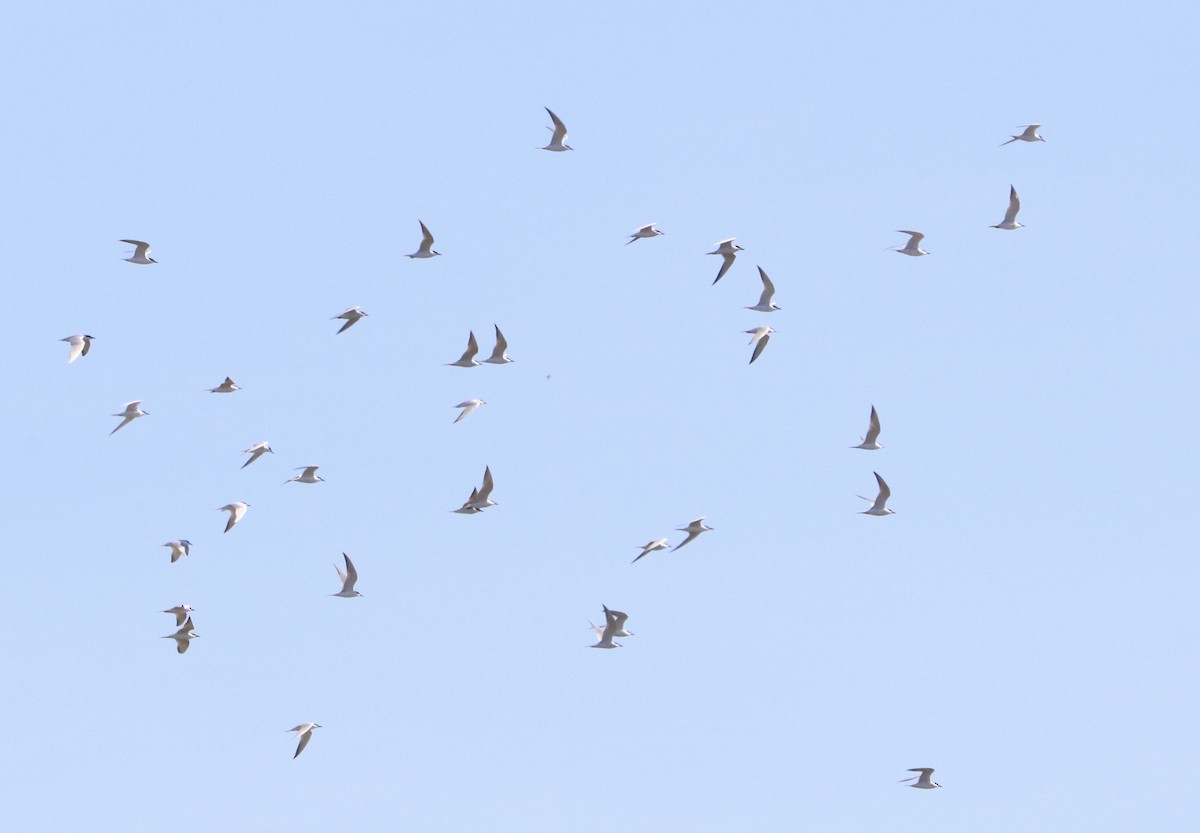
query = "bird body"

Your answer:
(61, 334), (94, 363)
(241, 441), (274, 468)
(453, 399), (486, 423)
